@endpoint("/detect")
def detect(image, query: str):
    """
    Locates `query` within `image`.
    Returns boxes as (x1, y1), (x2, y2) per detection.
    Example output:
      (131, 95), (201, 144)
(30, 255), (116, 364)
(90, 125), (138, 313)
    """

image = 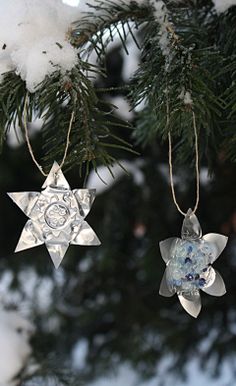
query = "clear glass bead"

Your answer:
(167, 239), (216, 293)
